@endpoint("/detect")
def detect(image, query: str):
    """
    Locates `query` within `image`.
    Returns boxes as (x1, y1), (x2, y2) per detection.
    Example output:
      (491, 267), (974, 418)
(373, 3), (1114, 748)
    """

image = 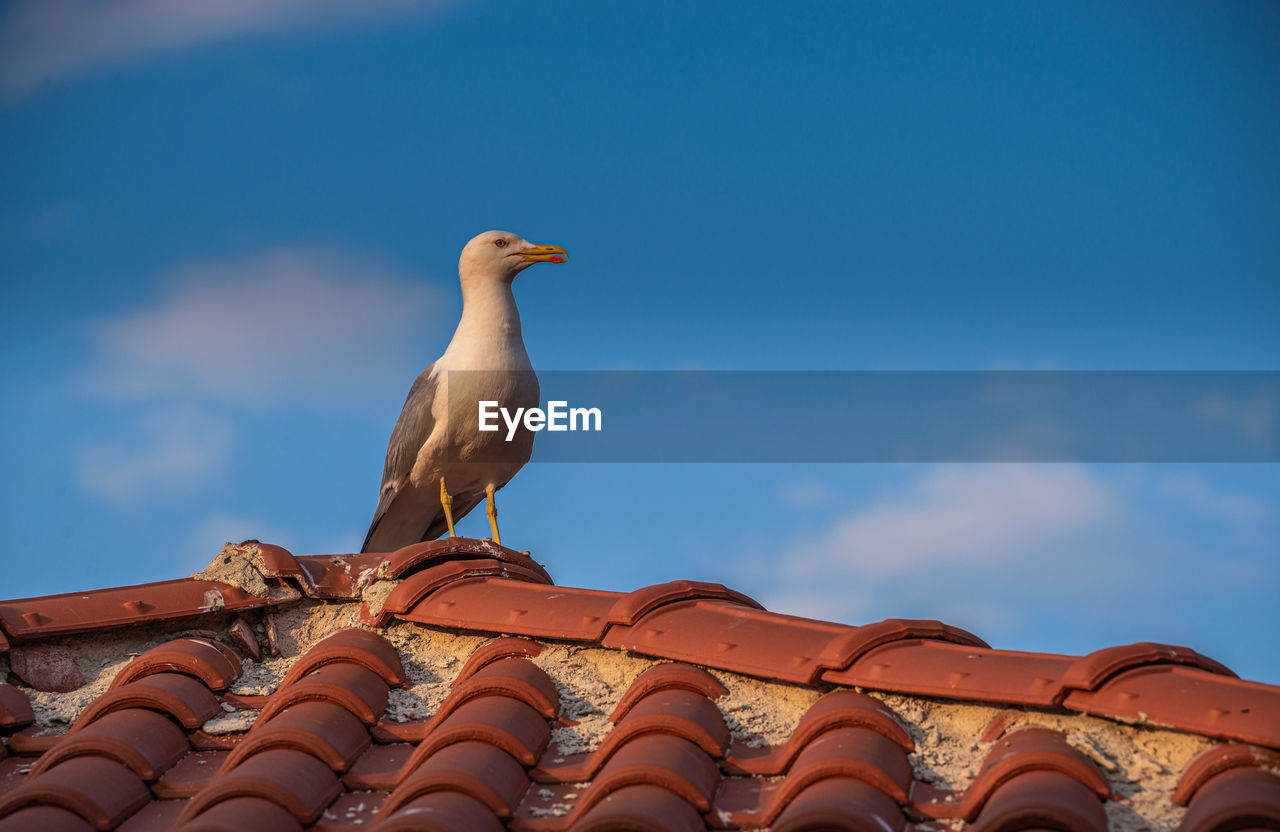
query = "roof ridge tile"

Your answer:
(360, 560), (552, 627)
(1061, 642), (1237, 693)
(605, 580), (763, 628)
(374, 537), (553, 582)
(396, 578), (621, 641)
(1063, 664), (1280, 749)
